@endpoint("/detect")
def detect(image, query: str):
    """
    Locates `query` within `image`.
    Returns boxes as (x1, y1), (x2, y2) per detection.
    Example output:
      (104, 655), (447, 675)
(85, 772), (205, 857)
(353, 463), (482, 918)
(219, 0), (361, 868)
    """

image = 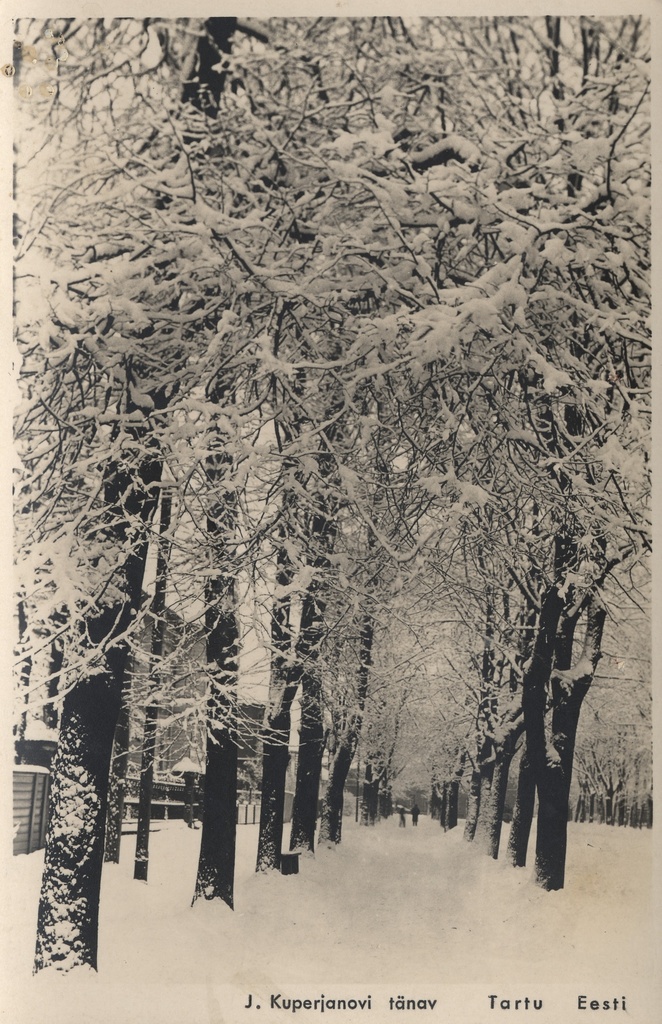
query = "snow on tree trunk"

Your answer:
(319, 613), (374, 846)
(193, 633), (238, 906)
(507, 746), (535, 868)
(473, 763), (494, 843)
(440, 782), (449, 831)
(15, 599), (31, 754)
(318, 740), (353, 845)
(192, 469), (240, 907)
(474, 754), (513, 859)
(534, 593), (606, 890)
(34, 453), (162, 972)
(256, 697), (296, 871)
(256, 542), (300, 872)
(193, 593), (239, 905)
(34, 654), (125, 971)
(379, 785), (393, 819)
(289, 436), (339, 853)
